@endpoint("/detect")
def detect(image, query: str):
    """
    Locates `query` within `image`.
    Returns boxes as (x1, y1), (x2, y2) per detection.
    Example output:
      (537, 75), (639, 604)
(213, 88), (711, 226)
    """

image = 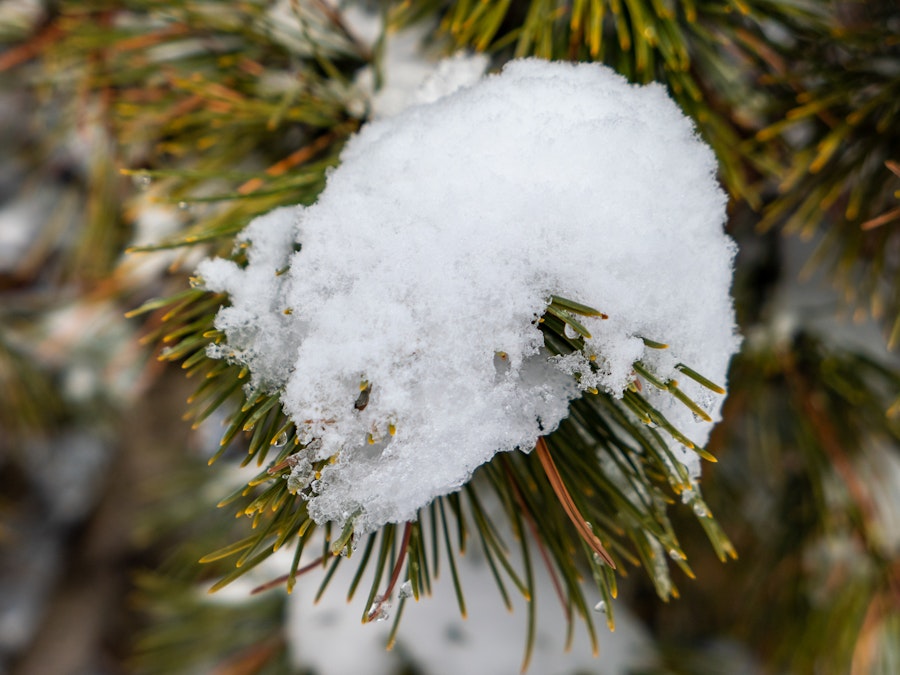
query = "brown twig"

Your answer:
(364, 521), (413, 622)
(237, 128), (348, 195)
(211, 636), (284, 675)
(250, 556), (324, 594)
(0, 23), (63, 72)
(860, 206), (900, 231)
(108, 23), (190, 54)
(535, 437), (616, 569)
